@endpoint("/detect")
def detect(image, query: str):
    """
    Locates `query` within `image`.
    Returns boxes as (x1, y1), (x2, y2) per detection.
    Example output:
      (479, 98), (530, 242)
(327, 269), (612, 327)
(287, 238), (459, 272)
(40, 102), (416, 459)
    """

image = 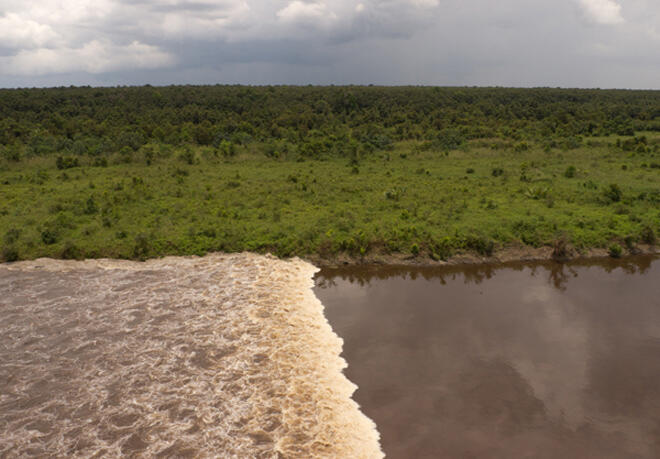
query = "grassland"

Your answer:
(2, 134), (659, 264)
